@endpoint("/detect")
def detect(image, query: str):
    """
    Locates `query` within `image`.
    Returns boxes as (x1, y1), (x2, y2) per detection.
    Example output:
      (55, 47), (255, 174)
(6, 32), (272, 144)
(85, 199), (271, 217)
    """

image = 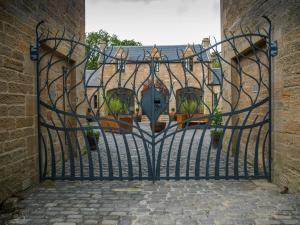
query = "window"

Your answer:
(213, 93), (218, 108)
(252, 83), (258, 93)
(184, 57), (193, 71)
(117, 60), (125, 72)
(155, 62), (159, 72)
(93, 94), (98, 108)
